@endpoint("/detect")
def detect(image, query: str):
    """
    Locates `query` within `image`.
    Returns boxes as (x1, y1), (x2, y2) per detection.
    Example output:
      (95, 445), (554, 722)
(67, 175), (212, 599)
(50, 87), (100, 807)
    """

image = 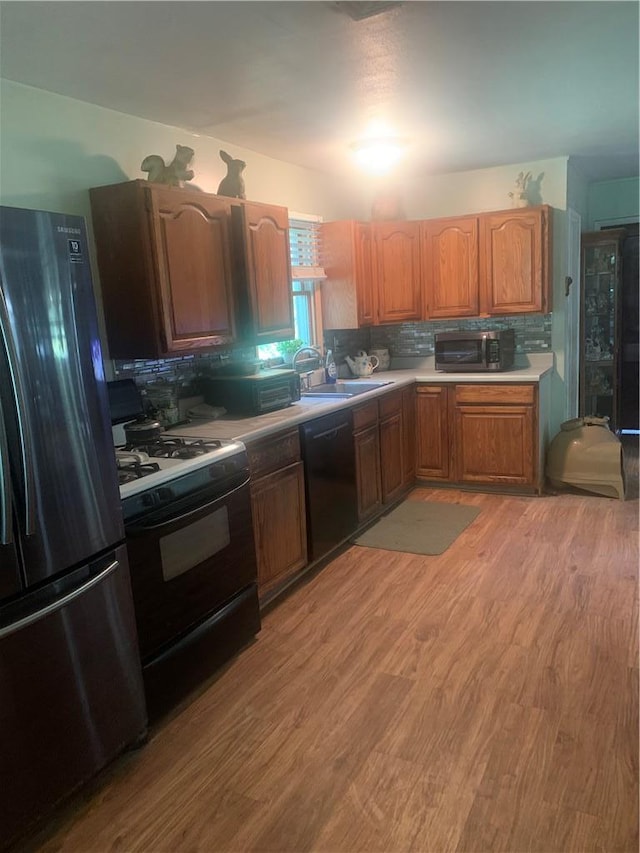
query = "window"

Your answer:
(258, 213), (325, 359)
(292, 280), (316, 347)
